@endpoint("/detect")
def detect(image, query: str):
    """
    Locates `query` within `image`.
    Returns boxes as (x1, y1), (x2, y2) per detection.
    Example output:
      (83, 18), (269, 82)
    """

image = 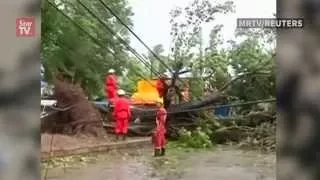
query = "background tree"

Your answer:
(168, 0), (235, 99)
(41, 0), (134, 99)
(147, 44), (167, 77)
(227, 28), (276, 102)
(119, 57), (149, 95)
(166, 0), (275, 106)
(203, 24), (231, 91)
